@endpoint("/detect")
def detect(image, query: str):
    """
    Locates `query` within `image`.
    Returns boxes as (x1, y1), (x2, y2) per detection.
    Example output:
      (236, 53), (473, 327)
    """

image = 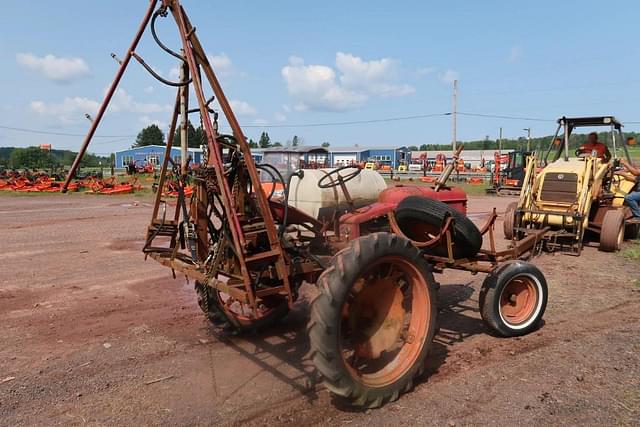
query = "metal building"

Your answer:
(114, 145), (203, 170)
(328, 146), (409, 169)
